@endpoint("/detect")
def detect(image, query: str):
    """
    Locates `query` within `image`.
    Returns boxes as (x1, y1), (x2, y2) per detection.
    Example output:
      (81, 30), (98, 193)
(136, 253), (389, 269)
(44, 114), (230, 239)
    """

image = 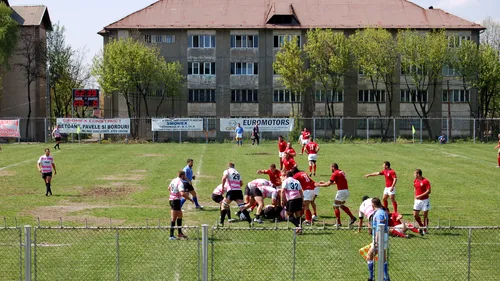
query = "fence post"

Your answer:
(366, 118), (370, 143)
(340, 118), (343, 144)
(202, 224), (208, 281)
(446, 118), (450, 143)
(377, 224), (386, 281)
(393, 118), (396, 143)
(44, 118), (47, 143)
(179, 131), (182, 144)
(419, 119), (423, 143)
(467, 228), (472, 281)
(313, 118), (316, 140)
(116, 229), (120, 281)
(292, 230), (297, 281)
(473, 119), (476, 144)
(24, 225), (31, 281)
